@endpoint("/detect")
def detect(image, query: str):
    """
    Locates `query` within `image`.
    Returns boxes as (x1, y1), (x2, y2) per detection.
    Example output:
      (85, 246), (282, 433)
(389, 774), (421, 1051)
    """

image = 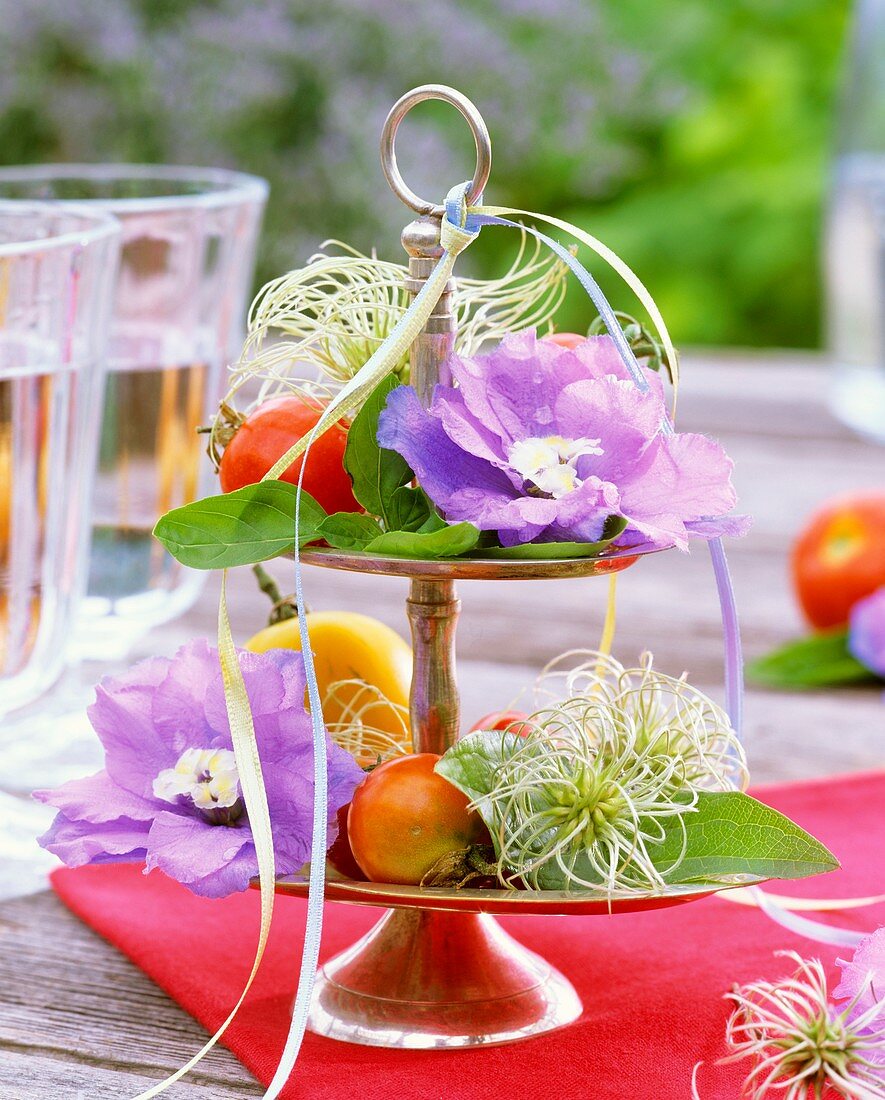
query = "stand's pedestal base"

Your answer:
(308, 907), (582, 1048)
